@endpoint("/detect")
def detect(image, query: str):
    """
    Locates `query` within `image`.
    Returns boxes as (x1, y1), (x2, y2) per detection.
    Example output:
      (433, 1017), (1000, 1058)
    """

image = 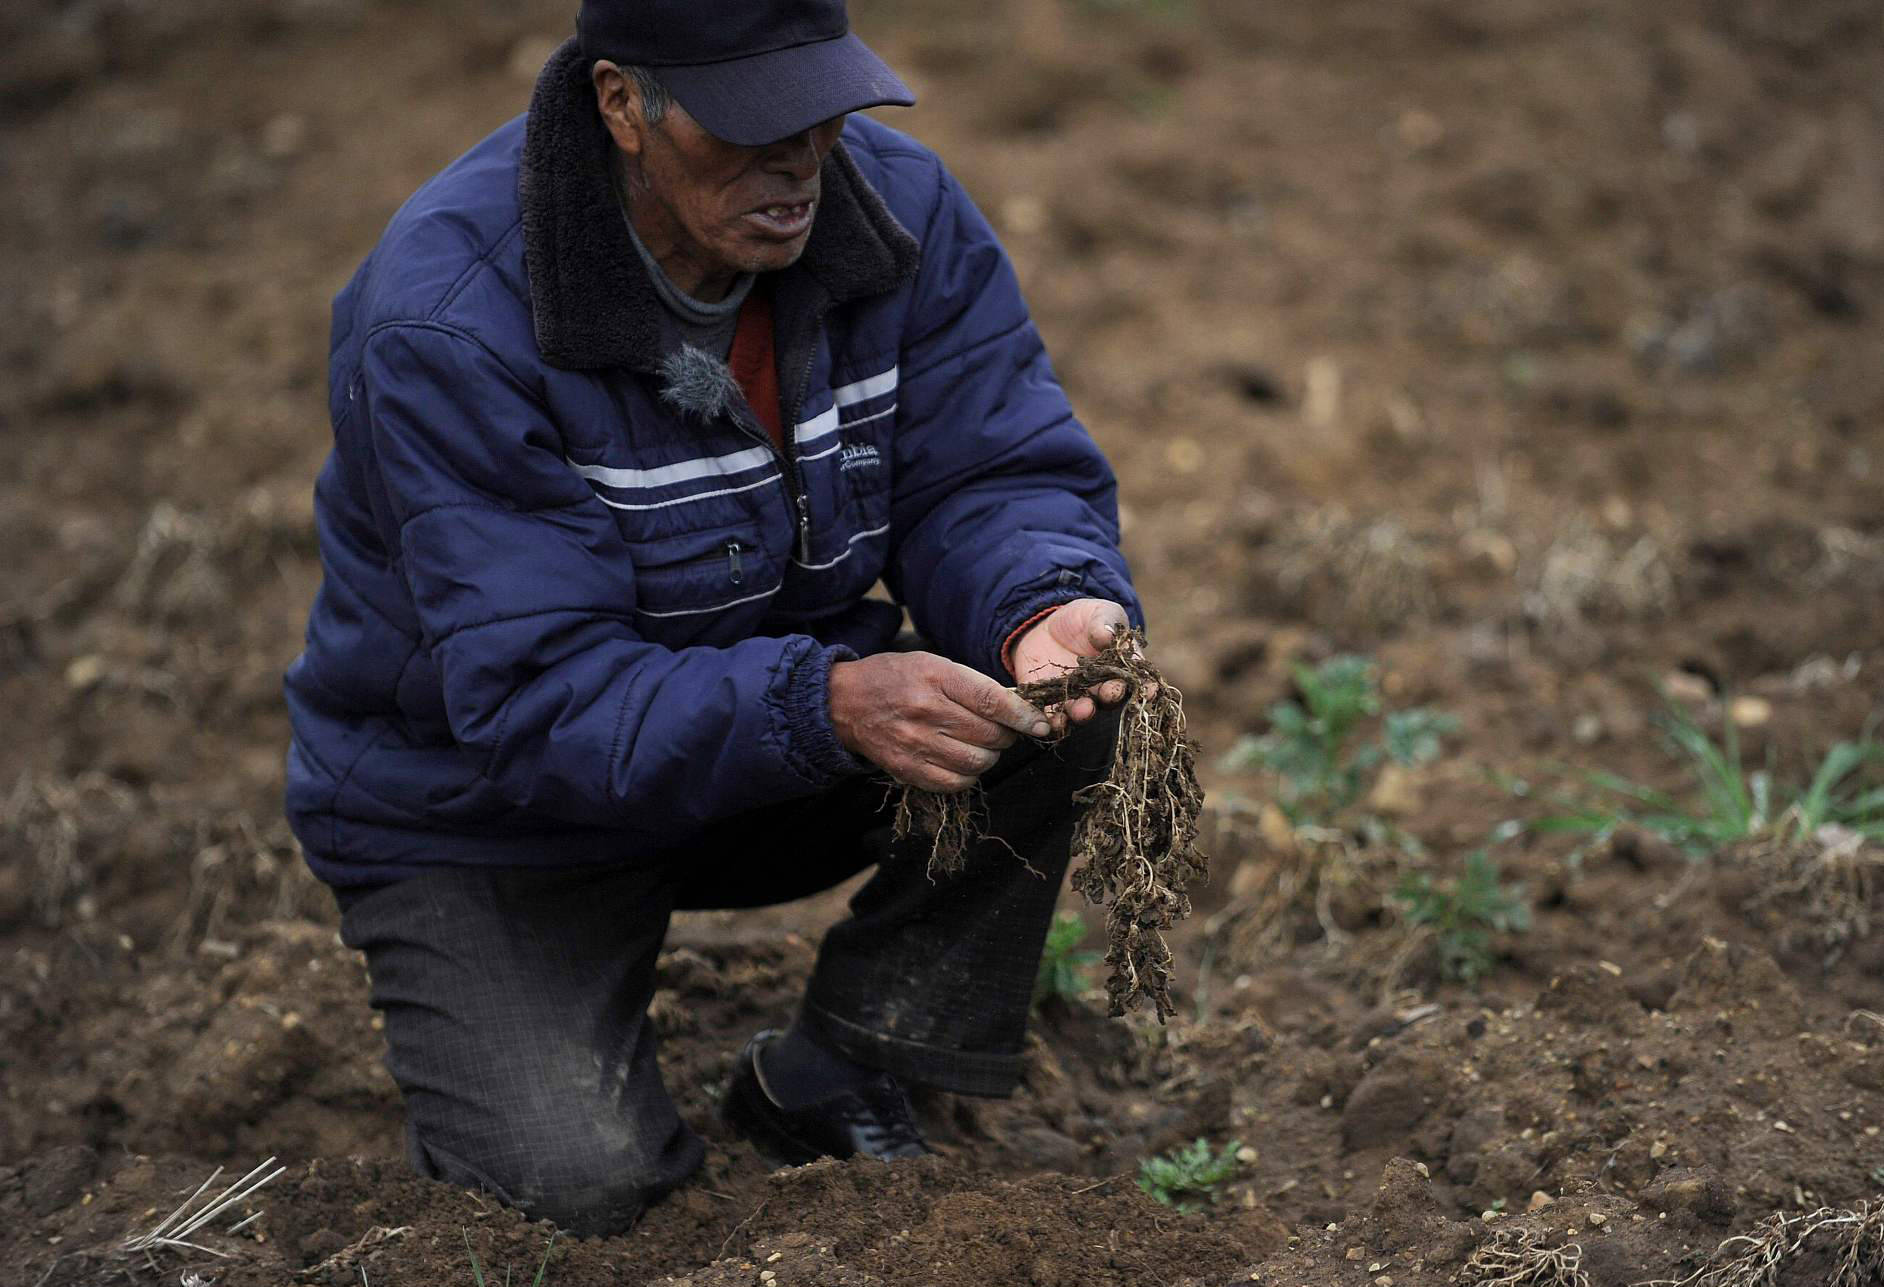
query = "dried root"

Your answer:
(1464, 1227), (1590, 1287)
(1641, 1202), (1884, 1287)
(891, 780), (988, 877)
(893, 629), (1206, 1021)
